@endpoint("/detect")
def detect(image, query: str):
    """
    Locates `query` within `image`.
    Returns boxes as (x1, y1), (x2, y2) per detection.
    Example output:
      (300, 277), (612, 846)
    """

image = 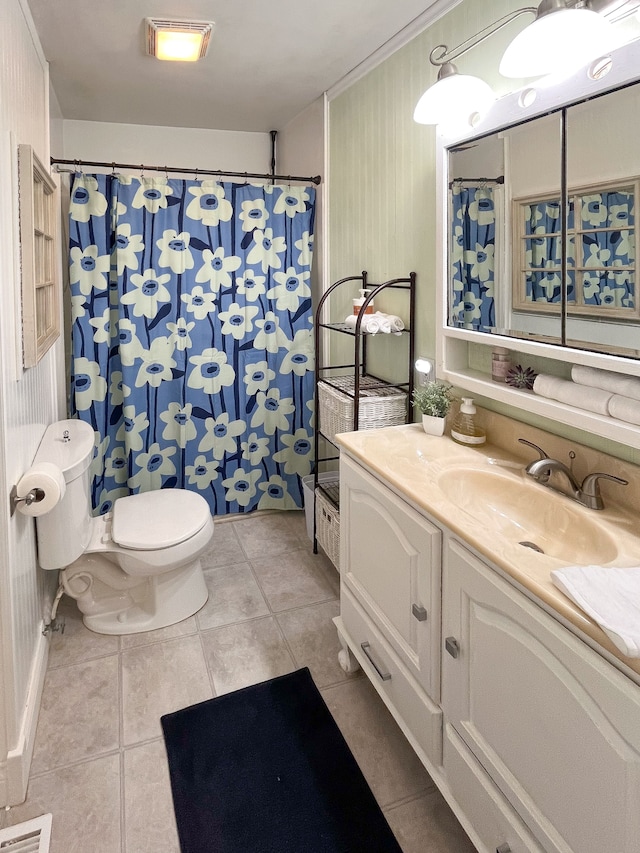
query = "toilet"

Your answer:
(32, 418), (213, 635)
